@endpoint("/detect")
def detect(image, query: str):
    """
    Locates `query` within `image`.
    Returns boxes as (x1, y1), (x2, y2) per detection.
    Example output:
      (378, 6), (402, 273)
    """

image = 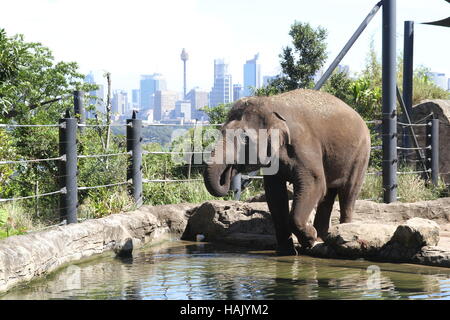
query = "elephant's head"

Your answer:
(203, 97), (291, 197)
